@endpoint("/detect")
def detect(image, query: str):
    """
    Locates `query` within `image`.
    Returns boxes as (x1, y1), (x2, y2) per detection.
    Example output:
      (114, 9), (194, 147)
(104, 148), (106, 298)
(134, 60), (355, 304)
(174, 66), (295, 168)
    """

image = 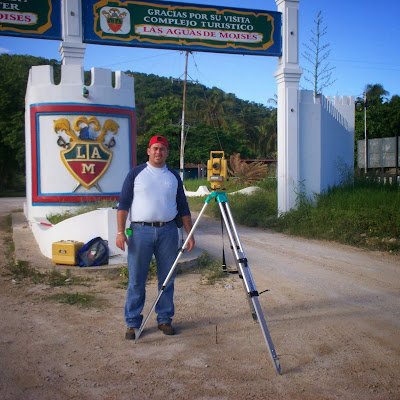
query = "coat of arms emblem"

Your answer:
(54, 116), (119, 191)
(101, 7), (128, 33)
